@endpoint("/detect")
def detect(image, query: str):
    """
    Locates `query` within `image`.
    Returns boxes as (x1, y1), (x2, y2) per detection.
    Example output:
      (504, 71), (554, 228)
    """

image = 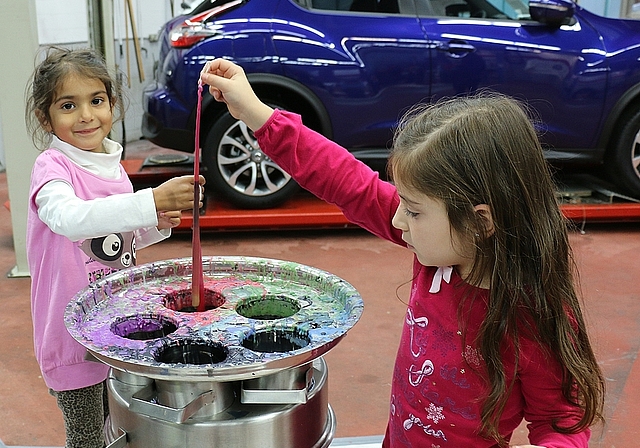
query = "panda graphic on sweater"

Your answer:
(79, 232), (136, 269)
